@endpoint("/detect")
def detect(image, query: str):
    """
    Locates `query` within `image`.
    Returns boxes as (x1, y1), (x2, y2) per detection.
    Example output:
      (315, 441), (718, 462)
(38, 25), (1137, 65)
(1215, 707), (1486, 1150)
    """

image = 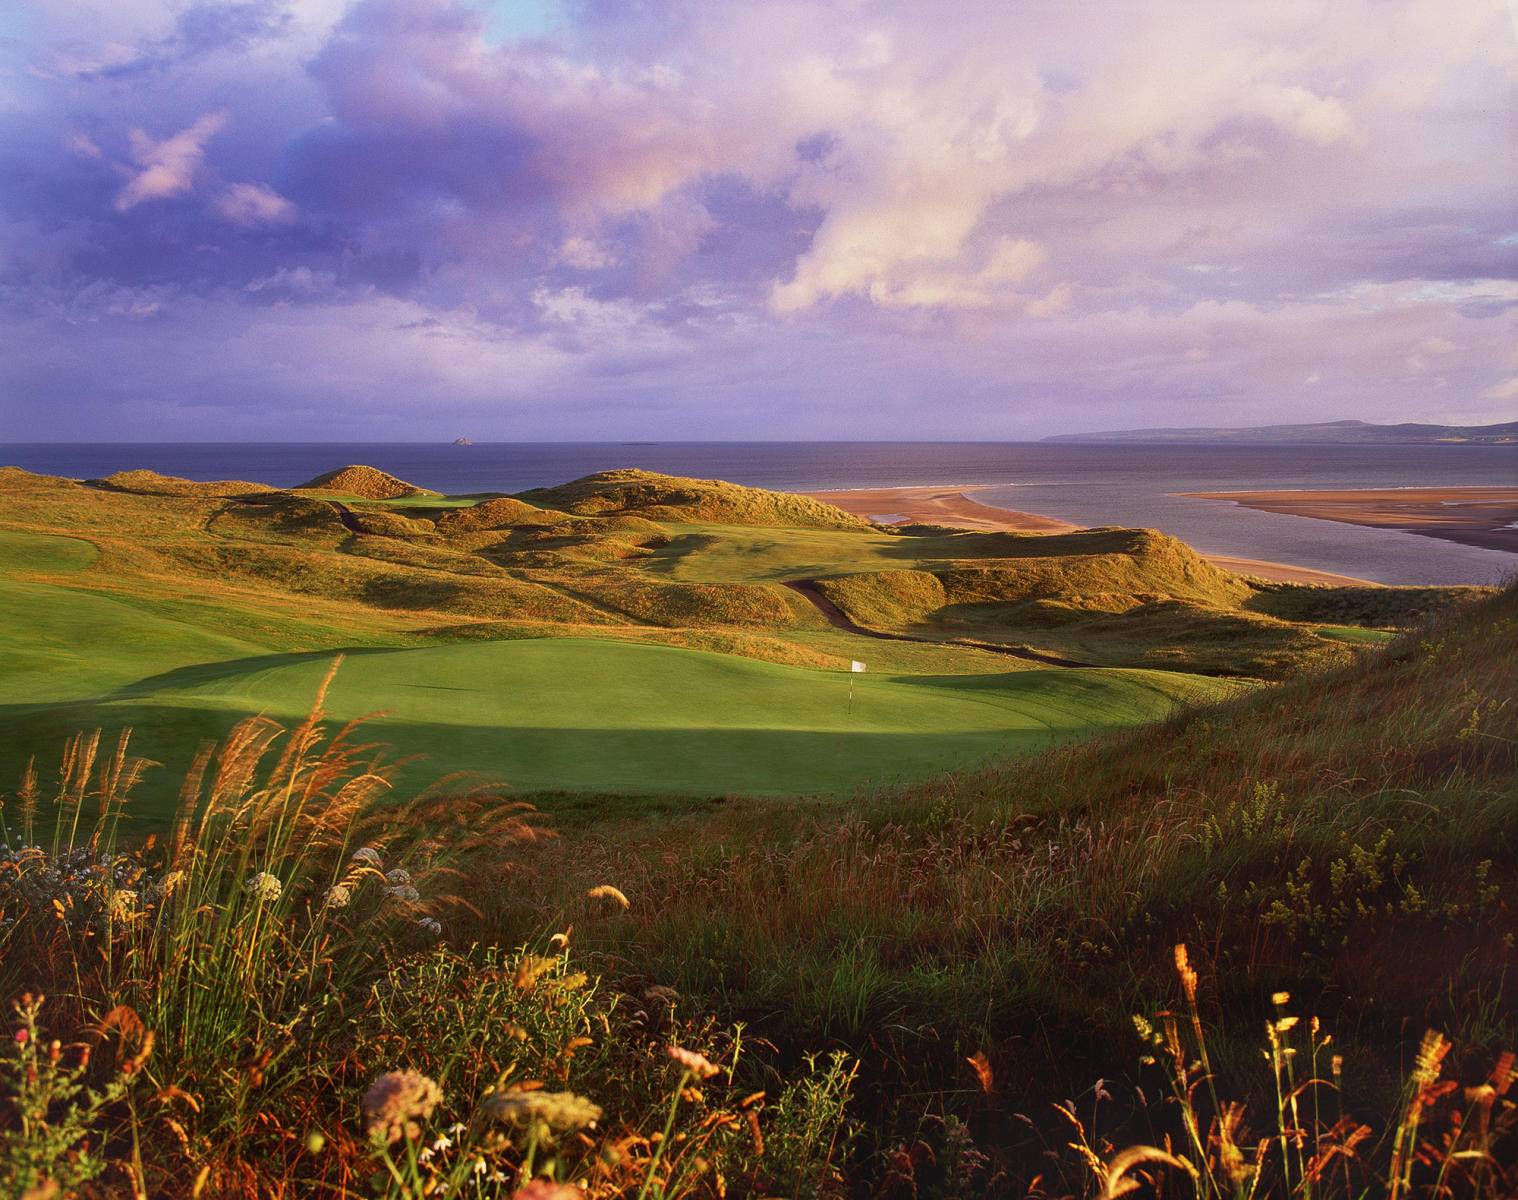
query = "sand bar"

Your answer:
(806, 485), (1078, 534)
(804, 486), (1378, 586)
(1178, 487), (1518, 556)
